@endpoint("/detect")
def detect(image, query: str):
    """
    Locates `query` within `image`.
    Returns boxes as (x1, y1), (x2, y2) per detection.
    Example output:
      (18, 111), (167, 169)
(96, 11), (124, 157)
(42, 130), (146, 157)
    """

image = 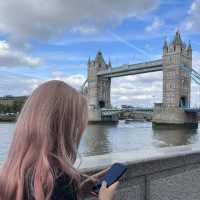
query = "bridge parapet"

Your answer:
(81, 146), (200, 200)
